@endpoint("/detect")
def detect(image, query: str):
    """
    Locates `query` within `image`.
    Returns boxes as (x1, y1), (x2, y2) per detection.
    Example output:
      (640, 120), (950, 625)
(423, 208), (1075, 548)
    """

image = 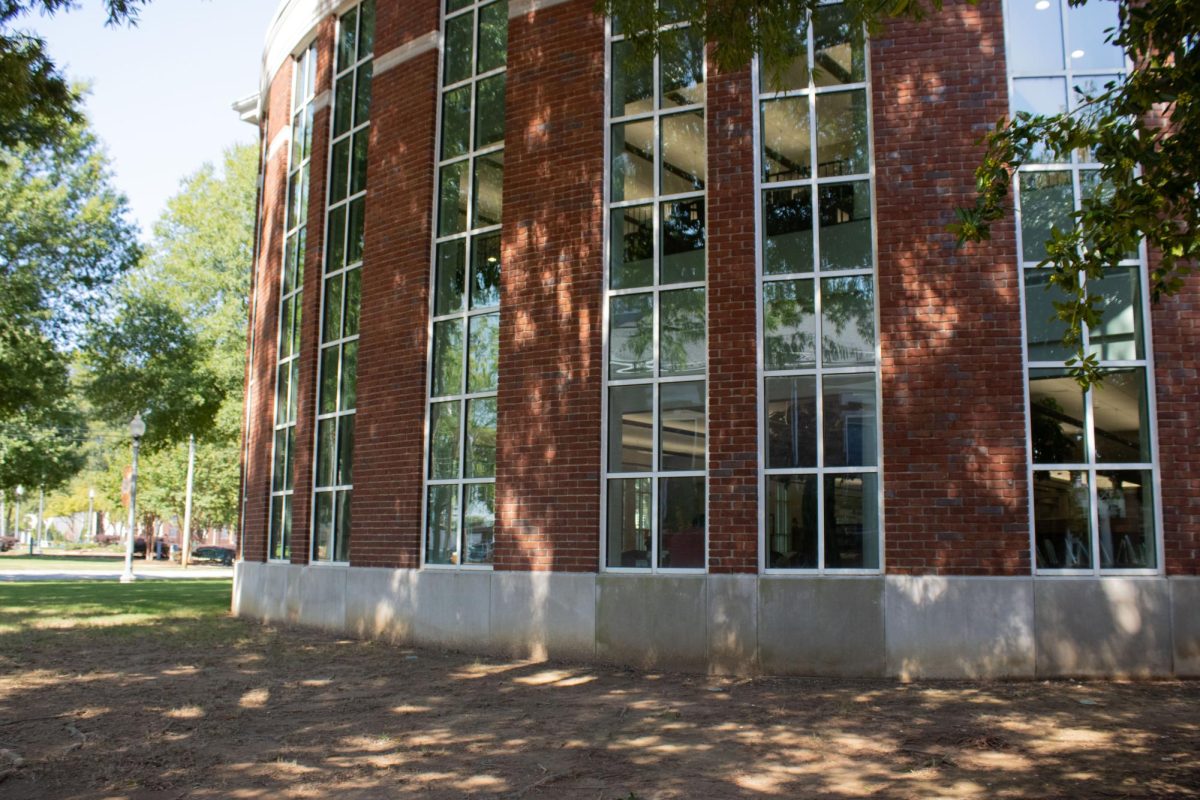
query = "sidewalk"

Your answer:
(0, 552), (233, 581)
